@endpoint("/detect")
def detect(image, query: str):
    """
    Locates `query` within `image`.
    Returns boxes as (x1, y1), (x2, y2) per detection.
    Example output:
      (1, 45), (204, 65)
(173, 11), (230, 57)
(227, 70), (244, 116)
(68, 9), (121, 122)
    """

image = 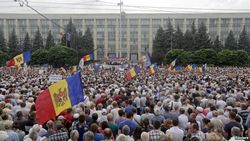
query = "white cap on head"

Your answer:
(57, 115), (65, 120)
(196, 107), (203, 113)
(73, 113), (80, 119)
